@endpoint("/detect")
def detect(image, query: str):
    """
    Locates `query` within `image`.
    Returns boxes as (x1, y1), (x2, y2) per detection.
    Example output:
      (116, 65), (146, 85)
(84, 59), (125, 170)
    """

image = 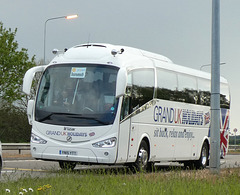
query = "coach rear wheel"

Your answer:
(59, 161), (77, 170)
(195, 142), (209, 169)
